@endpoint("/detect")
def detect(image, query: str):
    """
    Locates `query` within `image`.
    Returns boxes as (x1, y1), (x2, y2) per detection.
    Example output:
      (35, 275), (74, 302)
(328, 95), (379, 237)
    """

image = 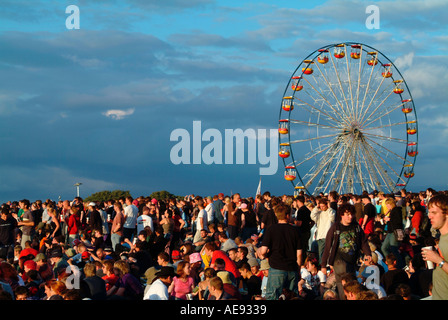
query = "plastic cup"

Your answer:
(422, 246), (434, 269)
